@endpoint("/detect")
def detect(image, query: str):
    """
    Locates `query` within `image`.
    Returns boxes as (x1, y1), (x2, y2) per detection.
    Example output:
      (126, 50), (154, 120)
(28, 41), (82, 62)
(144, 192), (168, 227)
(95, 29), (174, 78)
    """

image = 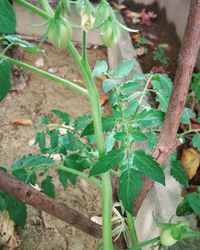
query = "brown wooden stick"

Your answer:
(134, 0), (200, 215)
(0, 171), (102, 239)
